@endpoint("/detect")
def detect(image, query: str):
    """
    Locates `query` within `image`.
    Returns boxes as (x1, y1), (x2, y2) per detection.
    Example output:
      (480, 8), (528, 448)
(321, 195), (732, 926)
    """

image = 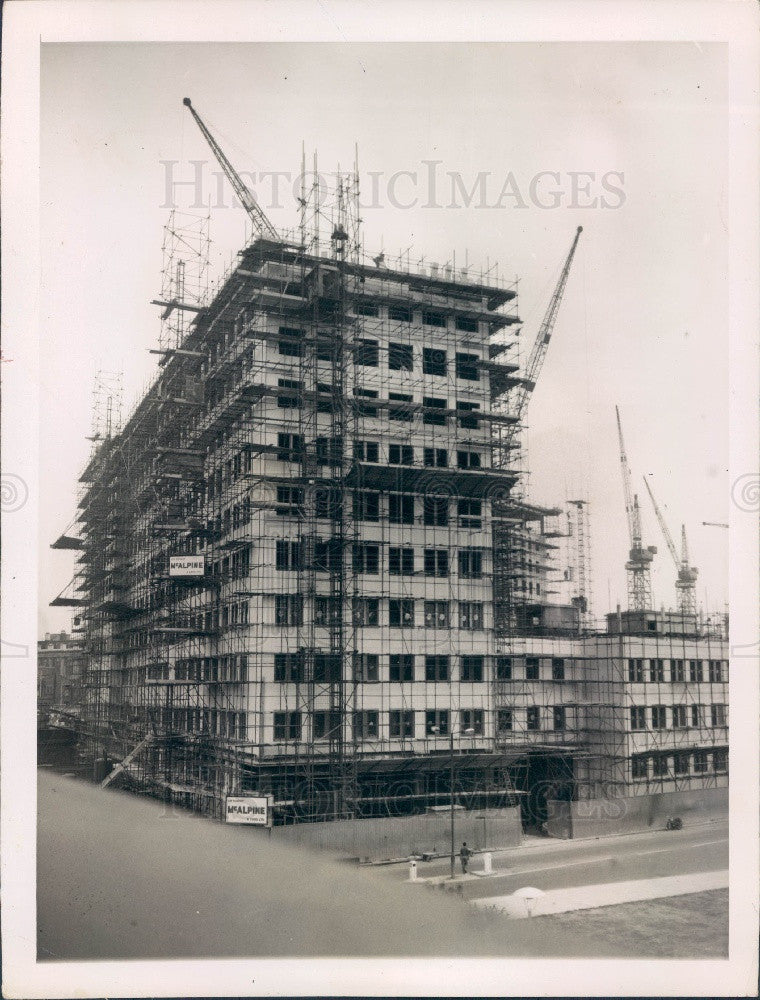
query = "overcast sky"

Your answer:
(39, 41), (728, 633)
